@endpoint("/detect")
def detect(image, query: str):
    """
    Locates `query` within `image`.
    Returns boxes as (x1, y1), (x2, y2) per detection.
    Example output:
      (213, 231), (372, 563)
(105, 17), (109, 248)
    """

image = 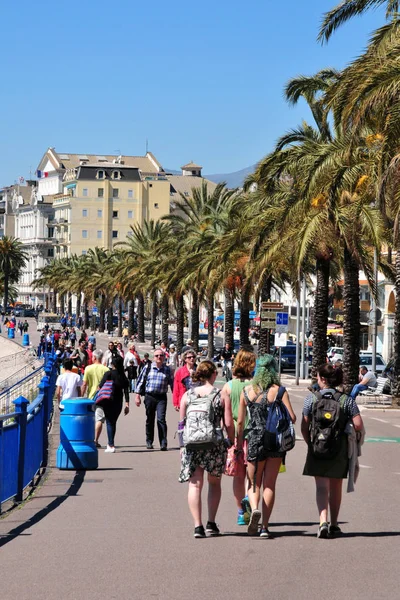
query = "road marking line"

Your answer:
(369, 417), (389, 424)
(359, 464), (372, 469)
